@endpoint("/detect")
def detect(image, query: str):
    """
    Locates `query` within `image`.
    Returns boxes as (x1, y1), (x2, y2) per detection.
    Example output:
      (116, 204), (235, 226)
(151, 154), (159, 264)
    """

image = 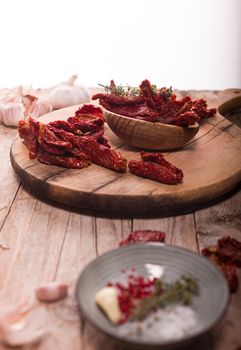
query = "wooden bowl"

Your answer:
(103, 108), (199, 150)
